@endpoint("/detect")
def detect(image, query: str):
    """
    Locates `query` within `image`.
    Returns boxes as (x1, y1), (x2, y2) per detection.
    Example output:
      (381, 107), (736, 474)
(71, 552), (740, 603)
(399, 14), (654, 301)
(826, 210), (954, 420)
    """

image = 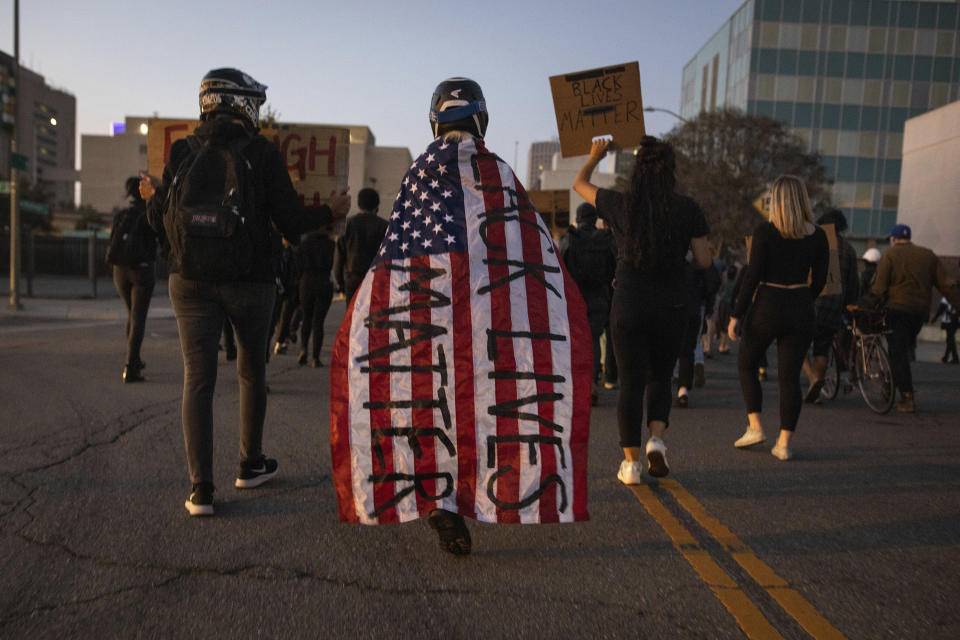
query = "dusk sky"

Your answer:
(1, 0), (745, 183)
